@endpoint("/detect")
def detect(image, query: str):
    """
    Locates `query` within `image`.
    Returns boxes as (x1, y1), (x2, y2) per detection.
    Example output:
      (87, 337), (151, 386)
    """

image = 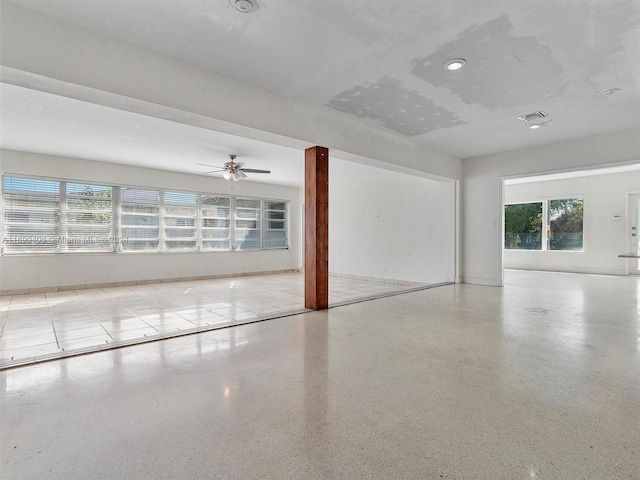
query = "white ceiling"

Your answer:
(1, 83), (307, 187)
(2, 0), (640, 176)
